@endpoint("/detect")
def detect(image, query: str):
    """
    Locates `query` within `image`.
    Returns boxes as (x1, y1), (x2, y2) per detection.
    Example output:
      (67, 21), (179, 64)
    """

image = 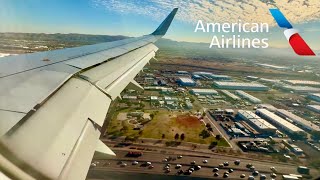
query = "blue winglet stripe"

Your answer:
(269, 9), (293, 29)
